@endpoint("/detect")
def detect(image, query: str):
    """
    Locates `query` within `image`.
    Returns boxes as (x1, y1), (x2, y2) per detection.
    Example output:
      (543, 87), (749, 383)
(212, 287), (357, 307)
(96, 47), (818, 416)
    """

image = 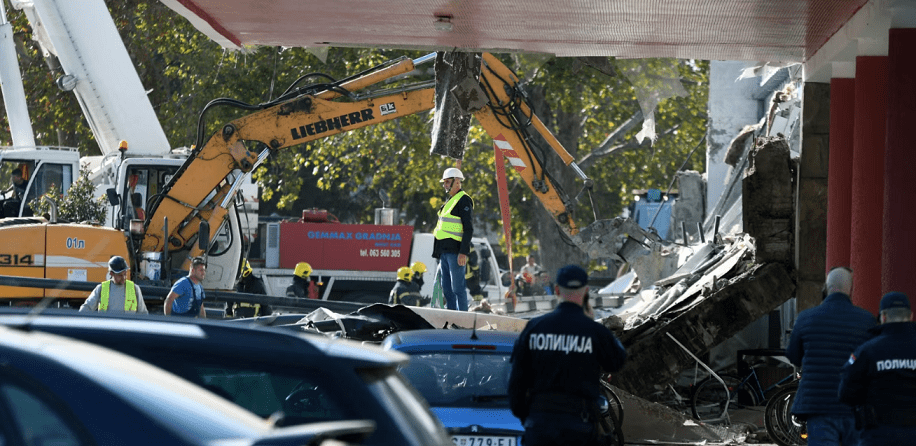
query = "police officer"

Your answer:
(839, 292), (916, 445)
(80, 256), (148, 314)
(508, 265), (627, 446)
(233, 260), (272, 318)
(432, 167), (473, 311)
(389, 266), (422, 306)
